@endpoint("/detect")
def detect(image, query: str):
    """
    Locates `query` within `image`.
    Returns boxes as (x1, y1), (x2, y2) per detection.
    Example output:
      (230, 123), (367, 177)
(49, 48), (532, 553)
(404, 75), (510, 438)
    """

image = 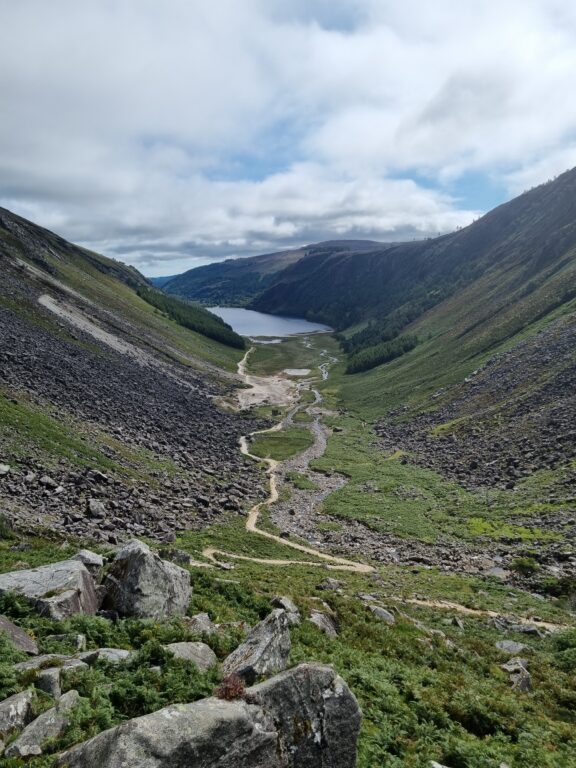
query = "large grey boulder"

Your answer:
(0, 560), (98, 620)
(56, 663), (361, 768)
(5, 689), (80, 757)
(164, 642), (218, 671)
(102, 540), (191, 619)
(0, 615), (39, 655)
(0, 690), (34, 752)
(222, 609), (290, 677)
